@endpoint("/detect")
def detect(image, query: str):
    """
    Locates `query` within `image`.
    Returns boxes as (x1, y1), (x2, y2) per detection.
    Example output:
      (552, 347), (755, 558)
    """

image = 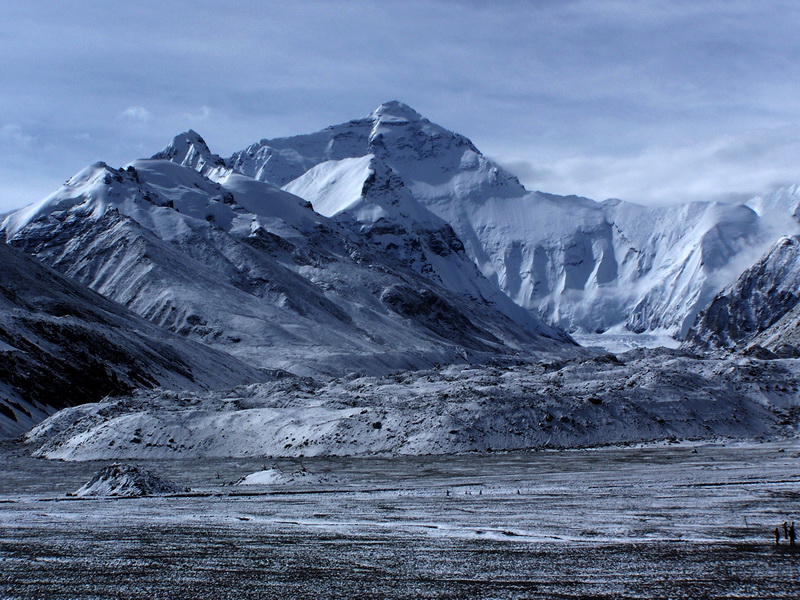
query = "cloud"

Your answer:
(120, 106), (152, 122)
(494, 124), (800, 205)
(0, 124), (35, 146)
(183, 106), (211, 122)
